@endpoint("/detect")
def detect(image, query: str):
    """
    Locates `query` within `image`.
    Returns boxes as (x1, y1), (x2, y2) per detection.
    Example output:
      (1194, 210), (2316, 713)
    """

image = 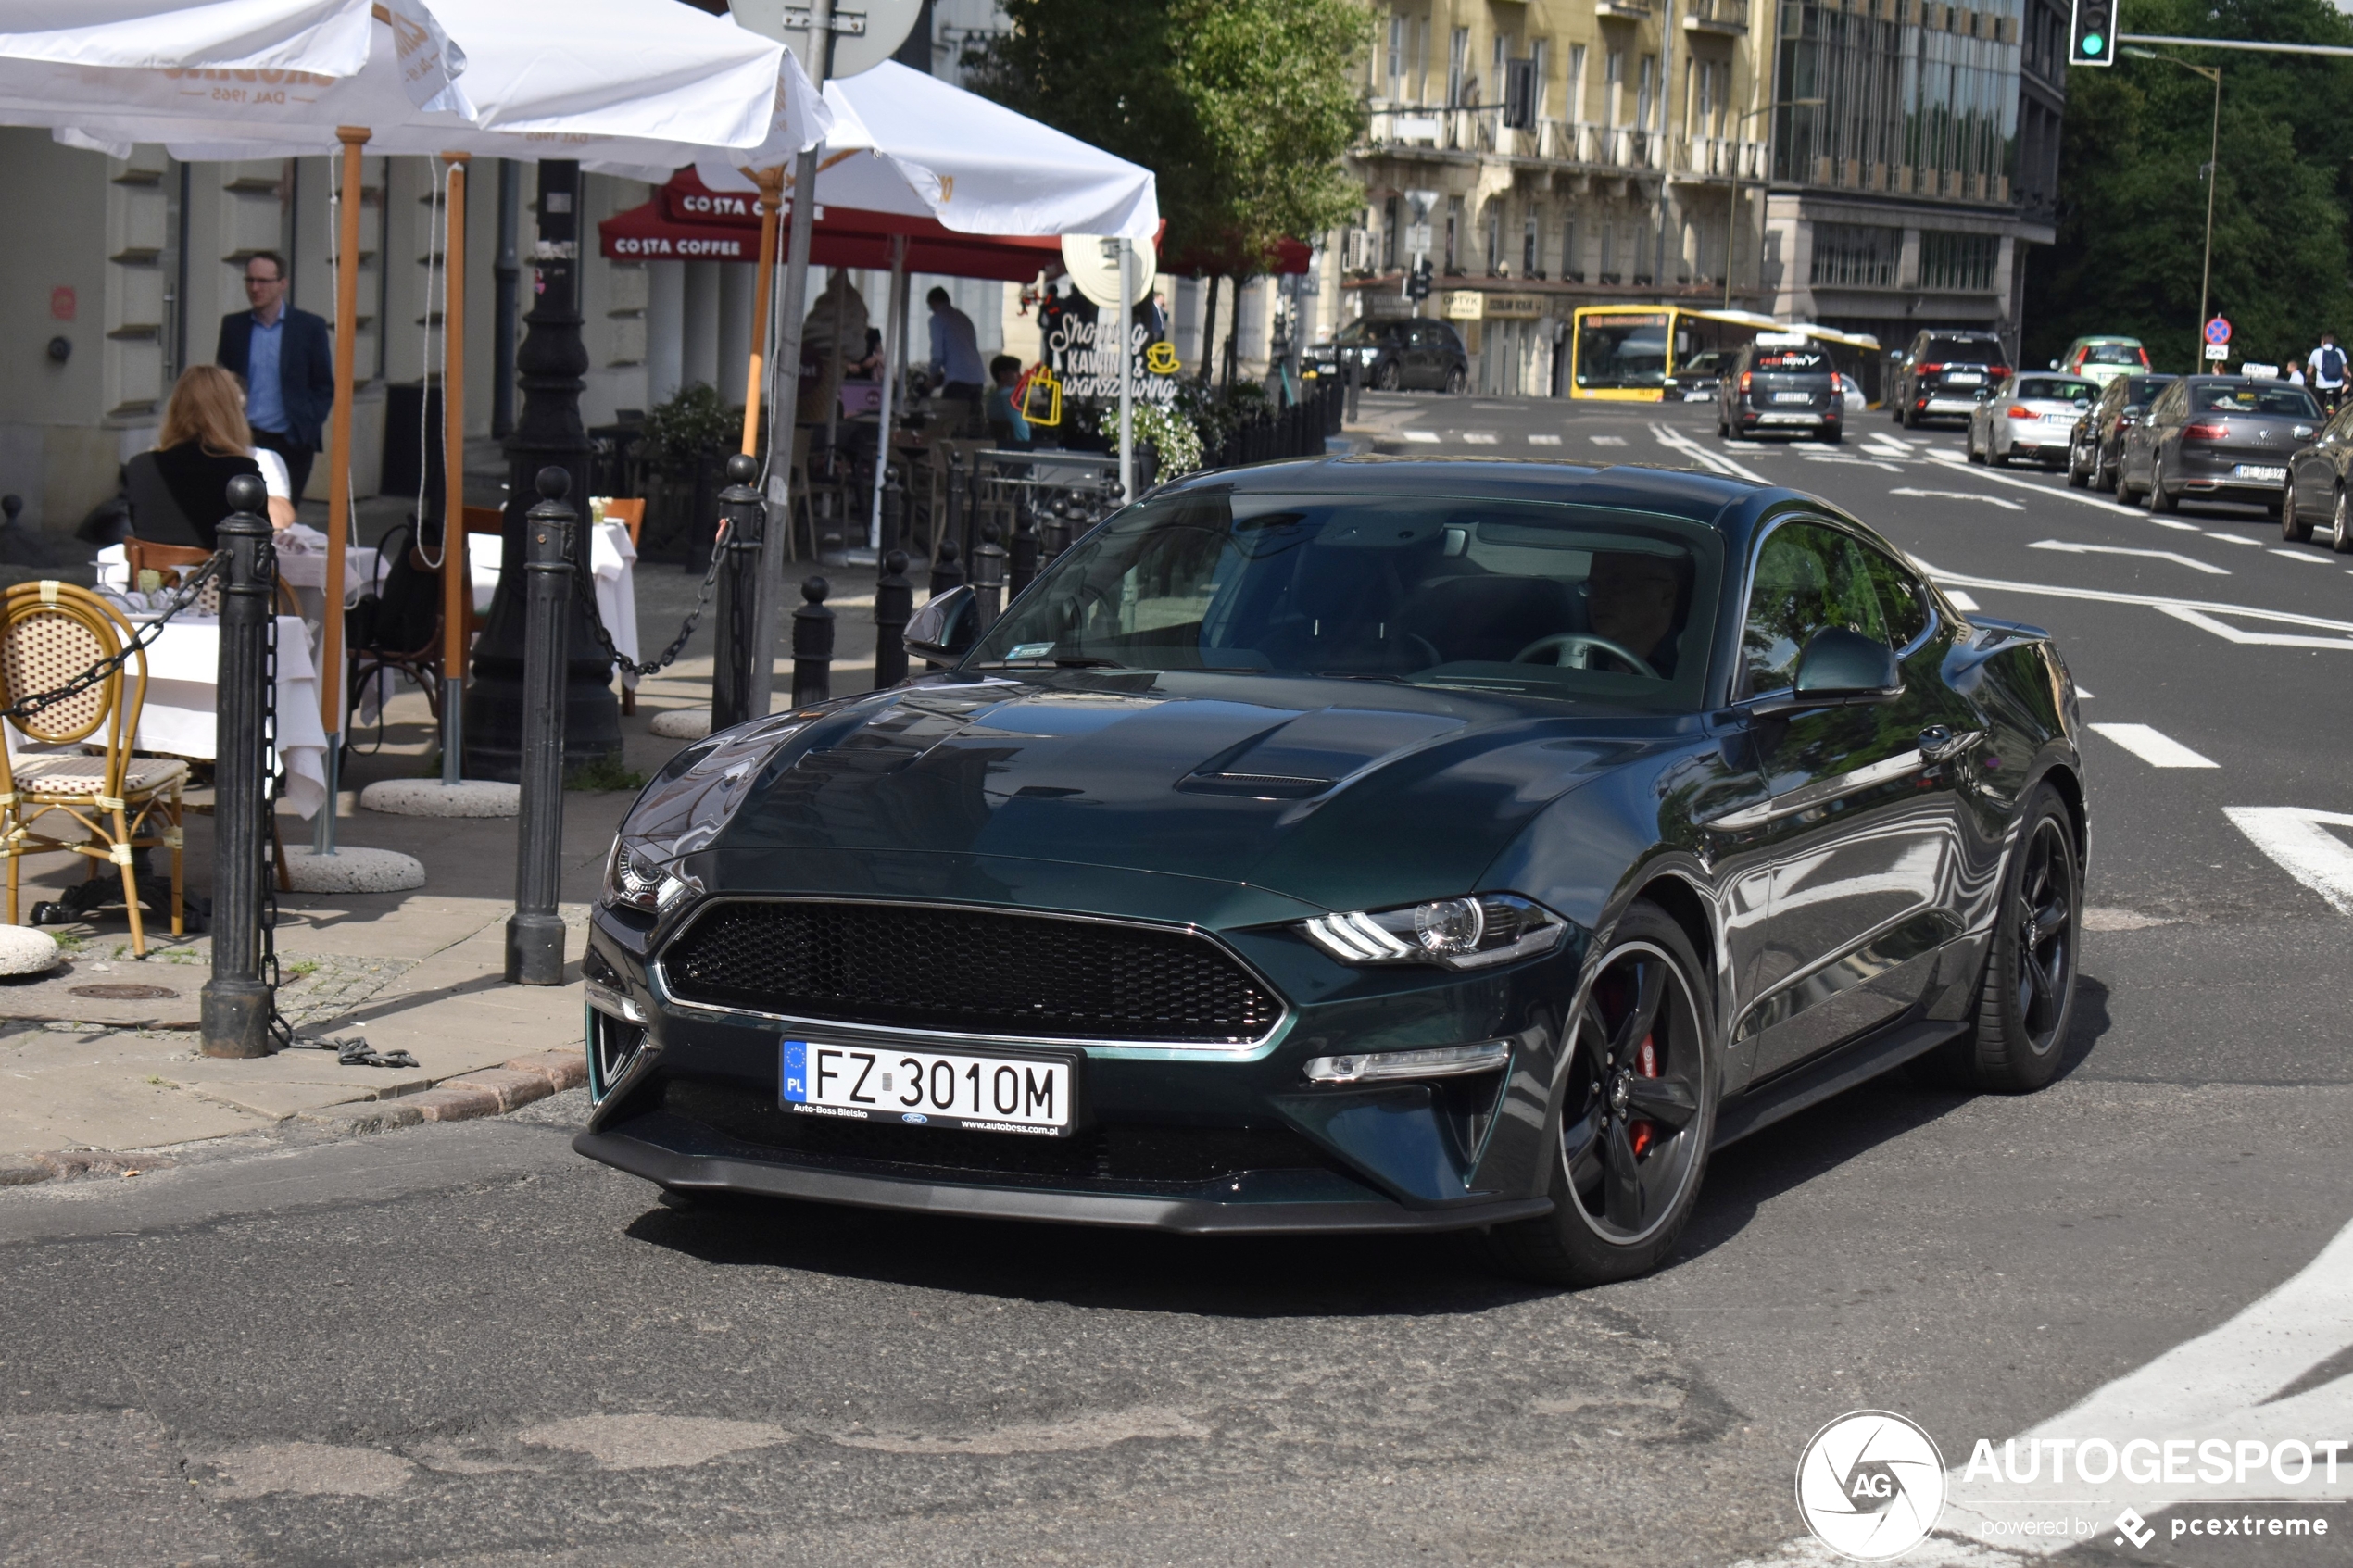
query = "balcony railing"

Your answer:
(1681, 0), (1750, 31)
(1668, 135), (1770, 180)
(1360, 109), (1681, 174)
